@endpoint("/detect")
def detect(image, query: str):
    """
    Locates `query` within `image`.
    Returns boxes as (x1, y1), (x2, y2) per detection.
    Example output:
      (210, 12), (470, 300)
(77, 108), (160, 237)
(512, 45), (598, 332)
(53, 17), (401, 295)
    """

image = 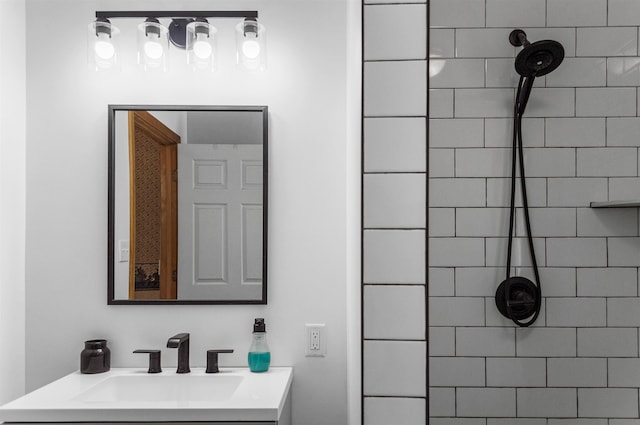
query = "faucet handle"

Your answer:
(206, 349), (234, 373)
(133, 349), (162, 374)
